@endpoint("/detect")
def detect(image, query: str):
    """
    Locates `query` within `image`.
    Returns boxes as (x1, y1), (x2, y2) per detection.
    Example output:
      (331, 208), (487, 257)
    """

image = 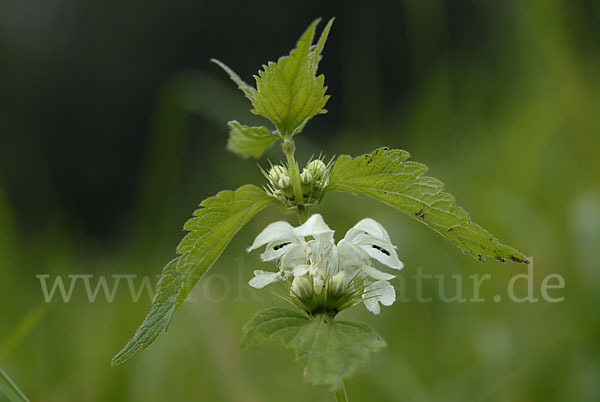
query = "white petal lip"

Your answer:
(362, 280), (396, 314)
(248, 270), (283, 289)
(360, 264), (396, 281)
